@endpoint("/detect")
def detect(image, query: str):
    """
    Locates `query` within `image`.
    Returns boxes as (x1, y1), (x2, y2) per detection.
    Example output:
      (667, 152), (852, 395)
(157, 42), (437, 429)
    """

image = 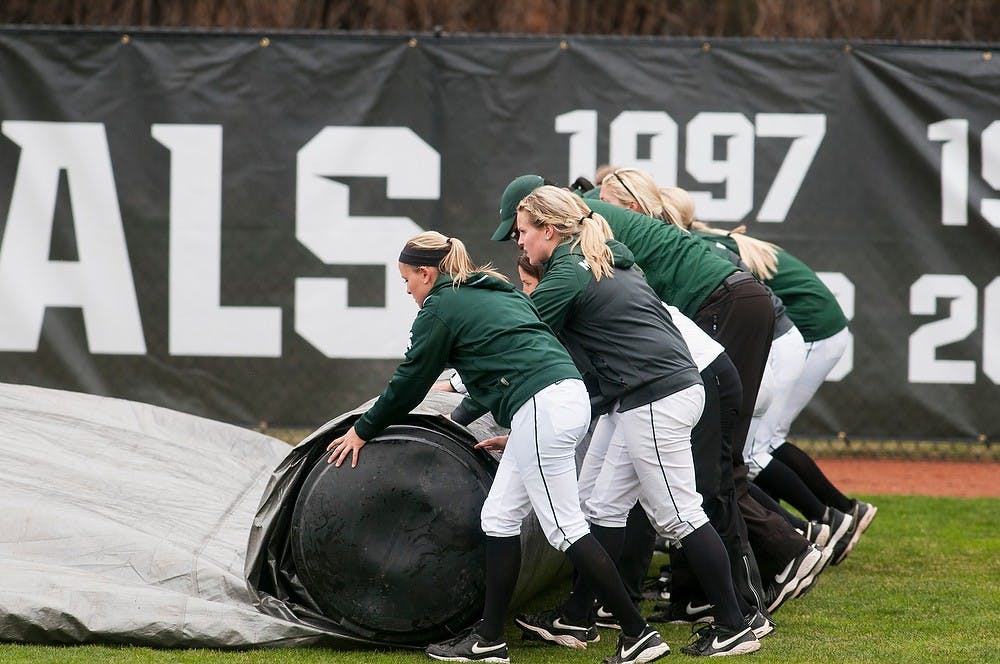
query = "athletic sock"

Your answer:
(749, 480), (807, 530)
(619, 504), (658, 605)
(679, 523), (745, 629)
(564, 533), (646, 636)
(772, 442), (854, 512)
(479, 535), (521, 642)
(562, 524), (627, 624)
(754, 458), (828, 521)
